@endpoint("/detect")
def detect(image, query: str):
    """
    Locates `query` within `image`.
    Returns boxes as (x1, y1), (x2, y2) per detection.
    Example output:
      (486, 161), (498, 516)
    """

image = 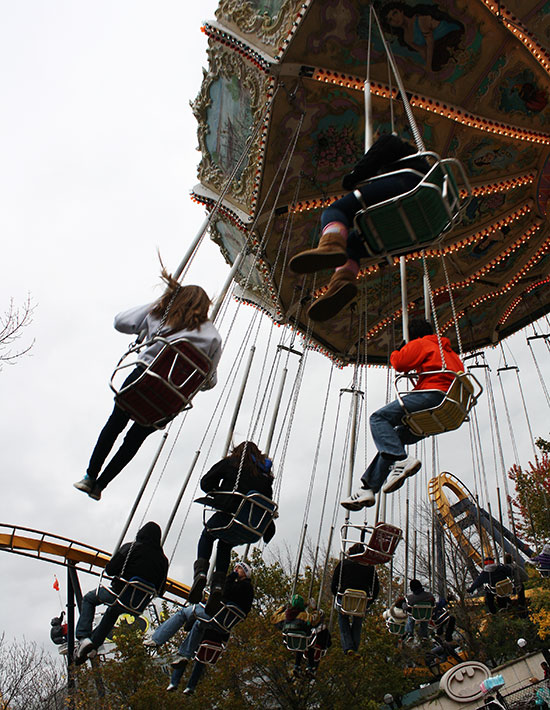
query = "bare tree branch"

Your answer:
(0, 294), (35, 369)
